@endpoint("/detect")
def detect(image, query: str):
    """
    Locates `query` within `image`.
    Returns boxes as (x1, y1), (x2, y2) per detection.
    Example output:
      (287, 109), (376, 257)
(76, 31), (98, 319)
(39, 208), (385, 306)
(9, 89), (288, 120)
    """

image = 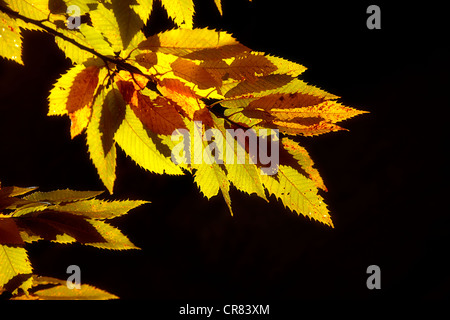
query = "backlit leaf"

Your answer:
(86, 219), (139, 250)
(86, 86), (120, 194)
(160, 0), (194, 28)
(130, 89), (187, 135)
(0, 12), (23, 64)
(50, 198), (149, 219)
(157, 78), (205, 119)
(29, 278), (118, 300)
(114, 104), (184, 175)
(171, 58), (220, 90)
(131, 0), (153, 24)
(23, 189), (104, 203)
(0, 218), (23, 245)
(0, 245), (32, 290)
(138, 28), (249, 60)
(261, 165), (333, 227)
(16, 211), (106, 243)
(3, 0), (49, 21)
